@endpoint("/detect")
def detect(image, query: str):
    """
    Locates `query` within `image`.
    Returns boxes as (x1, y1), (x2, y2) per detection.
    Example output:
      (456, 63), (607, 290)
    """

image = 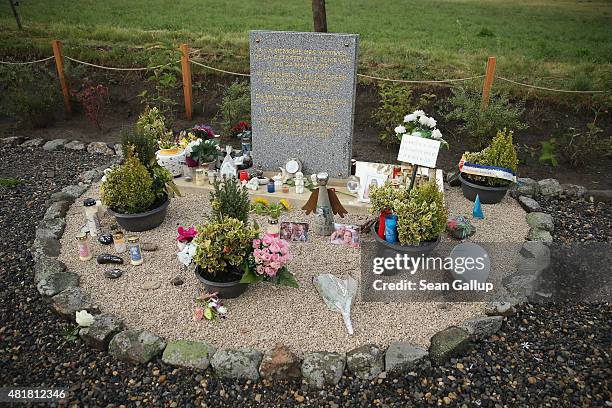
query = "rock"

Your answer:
(141, 242), (159, 252)
(346, 344), (384, 380)
(108, 329), (166, 364)
(1, 136), (24, 146)
(34, 255), (66, 283)
(170, 276), (184, 286)
(259, 344), (301, 381)
(562, 184), (587, 199)
(446, 216), (476, 240)
(446, 169), (461, 187)
(50, 287), (99, 320)
(141, 281), (161, 290)
(31, 236), (61, 260)
(301, 352), (346, 388)
(104, 269), (124, 279)
(114, 144), (124, 160)
(47, 191), (75, 206)
(98, 234), (113, 245)
(64, 140), (86, 150)
(87, 142), (114, 155)
(61, 184), (89, 200)
(520, 241), (550, 260)
(428, 326), (470, 365)
(510, 177), (539, 198)
(79, 315), (124, 350)
(36, 218), (66, 240)
(210, 348), (263, 381)
(21, 138), (44, 147)
(42, 139), (67, 151)
(538, 178), (562, 197)
(586, 189), (612, 204)
(460, 316), (503, 337)
(518, 196), (541, 213)
(485, 298), (522, 317)
(384, 342), (430, 373)
(43, 200), (71, 221)
(526, 212), (554, 232)
(97, 254), (124, 265)
(162, 340), (217, 370)
(37, 271), (79, 298)
(81, 166), (107, 183)
(528, 228), (553, 243)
